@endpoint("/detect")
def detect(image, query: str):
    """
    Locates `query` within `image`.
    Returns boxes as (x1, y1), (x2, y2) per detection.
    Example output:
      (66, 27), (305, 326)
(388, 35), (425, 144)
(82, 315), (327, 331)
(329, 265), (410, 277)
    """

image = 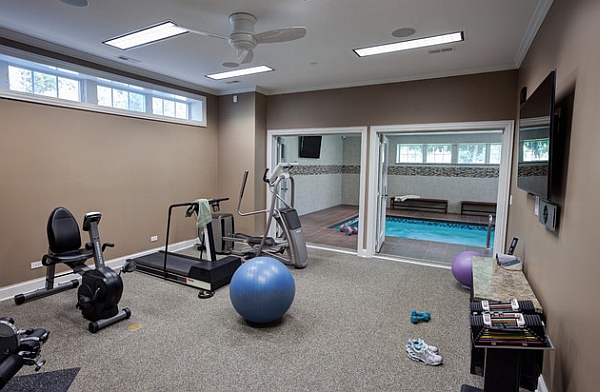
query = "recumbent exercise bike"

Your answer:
(14, 207), (131, 333)
(0, 317), (49, 390)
